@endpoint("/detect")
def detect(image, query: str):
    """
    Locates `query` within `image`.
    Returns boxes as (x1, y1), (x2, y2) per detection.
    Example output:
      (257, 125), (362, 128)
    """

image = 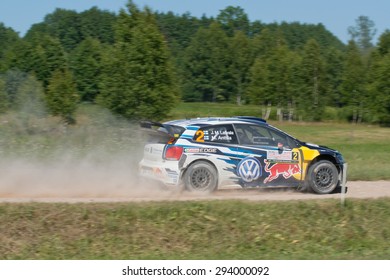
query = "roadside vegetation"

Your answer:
(1, 199), (389, 259)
